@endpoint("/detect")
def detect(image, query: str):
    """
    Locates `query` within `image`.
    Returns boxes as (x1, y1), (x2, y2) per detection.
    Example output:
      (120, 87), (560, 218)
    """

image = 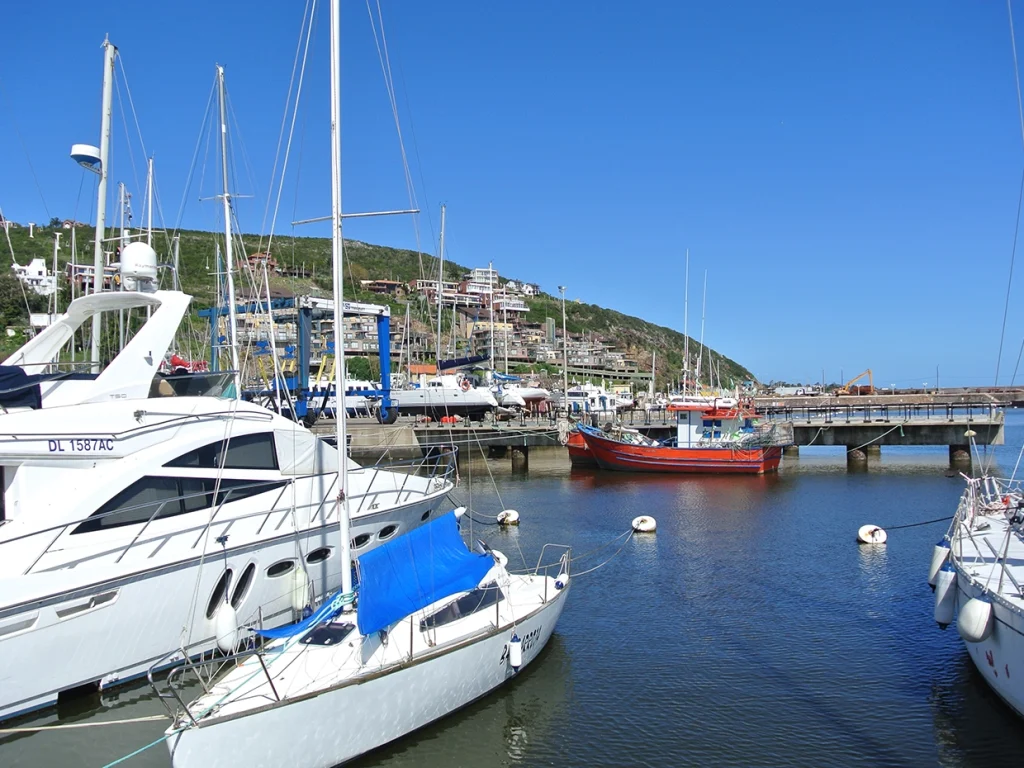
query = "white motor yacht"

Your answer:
(0, 291), (455, 721)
